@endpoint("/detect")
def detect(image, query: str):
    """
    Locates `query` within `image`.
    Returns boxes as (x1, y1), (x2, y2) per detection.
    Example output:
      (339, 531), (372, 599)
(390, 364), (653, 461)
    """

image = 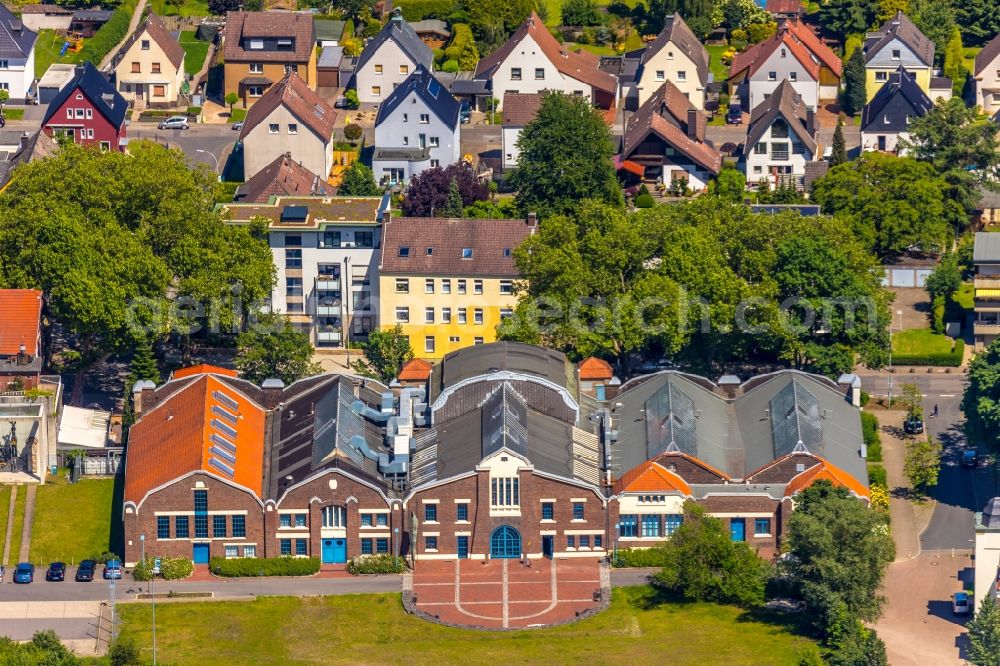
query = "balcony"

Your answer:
(316, 304), (342, 316)
(316, 330), (343, 345)
(975, 321), (1000, 337)
(316, 276), (341, 291)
